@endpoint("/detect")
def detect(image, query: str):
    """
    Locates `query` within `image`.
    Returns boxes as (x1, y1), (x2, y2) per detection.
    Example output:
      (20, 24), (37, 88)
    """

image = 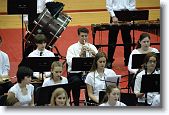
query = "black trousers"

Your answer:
(67, 72), (85, 106)
(107, 18), (132, 65)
